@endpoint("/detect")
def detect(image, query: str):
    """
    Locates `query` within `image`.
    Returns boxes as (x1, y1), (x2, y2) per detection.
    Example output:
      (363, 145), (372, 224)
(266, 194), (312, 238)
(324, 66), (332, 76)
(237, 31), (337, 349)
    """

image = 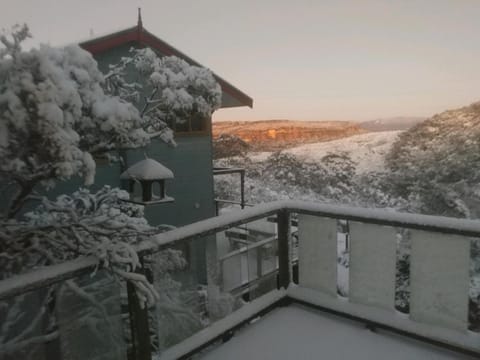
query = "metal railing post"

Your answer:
(127, 260), (152, 360)
(277, 209), (291, 289)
